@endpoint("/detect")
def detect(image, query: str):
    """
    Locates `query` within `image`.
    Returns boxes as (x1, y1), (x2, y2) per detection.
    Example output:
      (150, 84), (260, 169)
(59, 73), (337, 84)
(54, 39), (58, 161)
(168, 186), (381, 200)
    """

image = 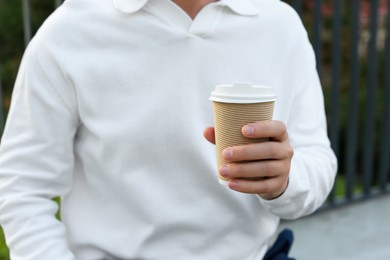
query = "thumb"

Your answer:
(203, 127), (216, 144)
